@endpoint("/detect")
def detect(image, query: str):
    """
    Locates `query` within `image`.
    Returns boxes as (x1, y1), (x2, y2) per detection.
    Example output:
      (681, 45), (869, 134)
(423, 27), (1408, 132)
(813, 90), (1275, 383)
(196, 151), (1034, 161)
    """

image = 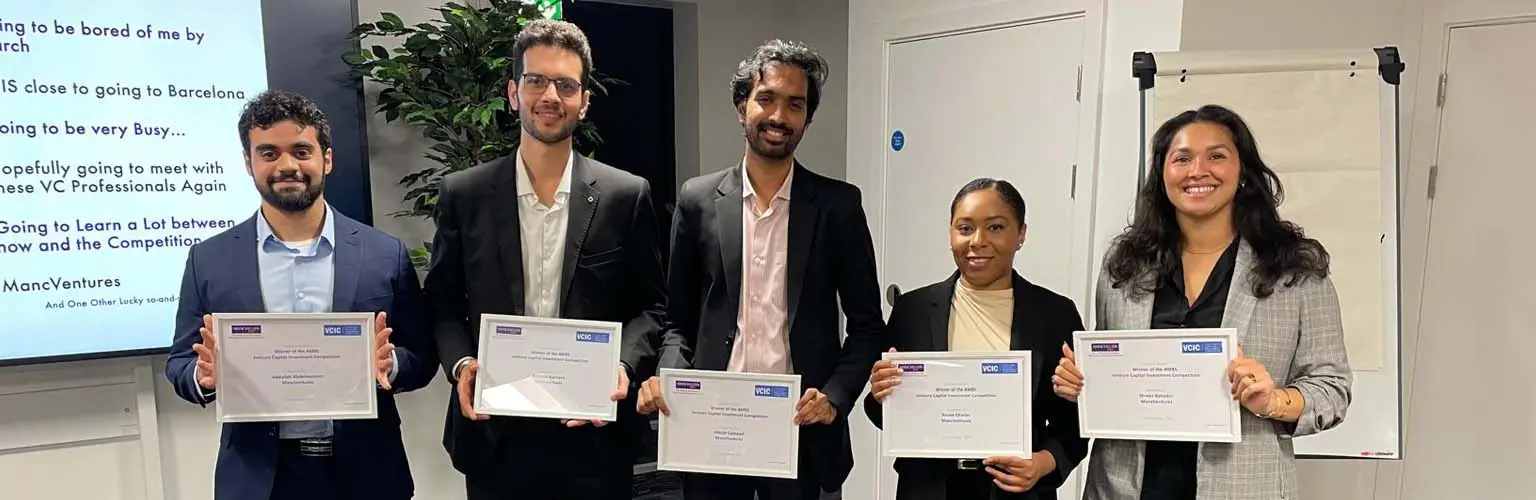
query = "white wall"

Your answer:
(843, 1), (1185, 499)
(0, 1), (848, 499)
(15, 0), (1507, 498)
(682, 0), (849, 182)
